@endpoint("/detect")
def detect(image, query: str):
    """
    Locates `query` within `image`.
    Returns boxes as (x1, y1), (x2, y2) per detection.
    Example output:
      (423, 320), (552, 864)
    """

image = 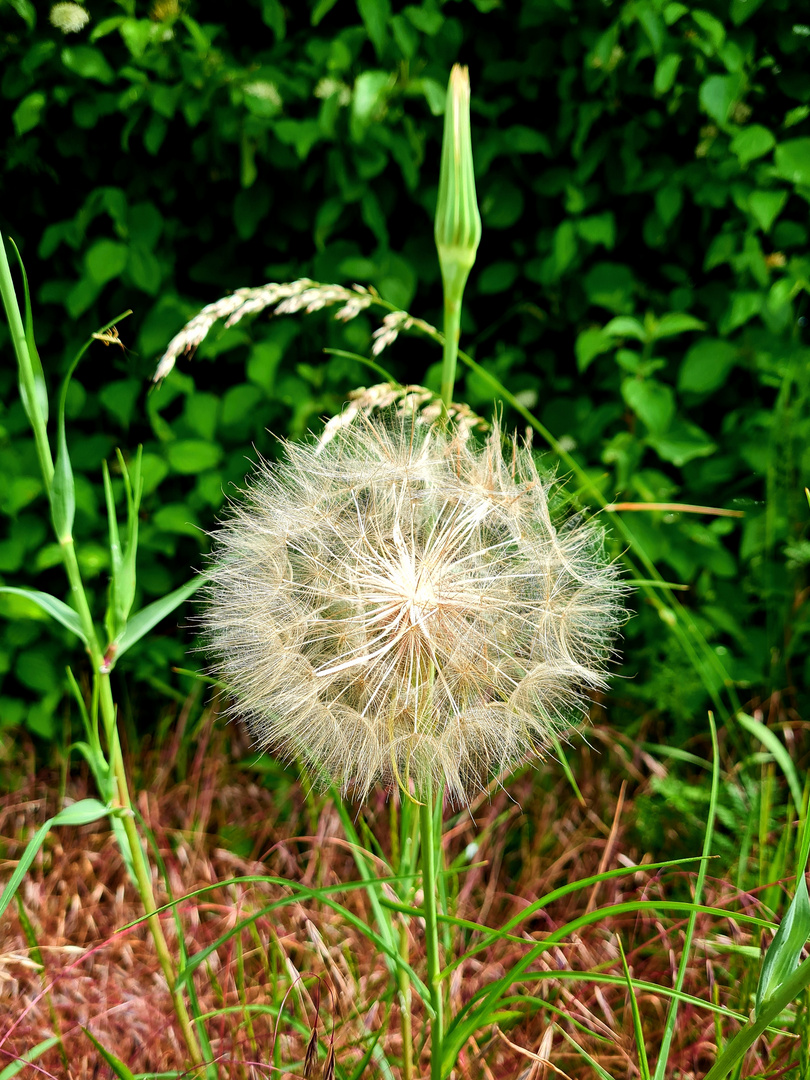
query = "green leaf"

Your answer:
(357, 0), (392, 58)
(748, 189), (788, 233)
(575, 328), (613, 372)
(112, 575), (206, 661)
(730, 124), (775, 166)
(0, 800), (111, 920)
(698, 73), (742, 126)
(604, 316), (647, 341)
(81, 1030), (137, 1080)
(622, 378), (675, 434)
(6, 0), (36, 30)
(654, 54), (681, 95)
(553, 220), (577, 276)
(678, 338), (739, 393)
(652, 312), (707, 339)
(61, 45), (115, 84)
(647, 418), (716, 466)
(85, 240), (129, 286)
(774, 139), (810, 185)
(502, 125), (551, 155)
(692, 10), (725, 51)
(311, 0), (339, 24)
(477, 261), (518, 294)
(273, 118), (322, 159)
(578, 213), (615, 249)
(729, 0), (766, 22)
(0, 588), (86, 642)
(12, 92), (46, 136)
(755, 873), (810, 1014)
(351, 70), (390, 130)
(583, 262), (635, 313)
(166, 440), (222, 473)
